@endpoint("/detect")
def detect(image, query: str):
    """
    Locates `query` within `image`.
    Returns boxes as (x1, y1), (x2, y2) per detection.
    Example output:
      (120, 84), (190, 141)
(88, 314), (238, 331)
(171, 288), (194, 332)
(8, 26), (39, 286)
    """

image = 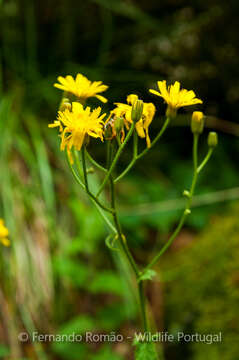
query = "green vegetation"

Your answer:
(0, 0), (239, 359)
